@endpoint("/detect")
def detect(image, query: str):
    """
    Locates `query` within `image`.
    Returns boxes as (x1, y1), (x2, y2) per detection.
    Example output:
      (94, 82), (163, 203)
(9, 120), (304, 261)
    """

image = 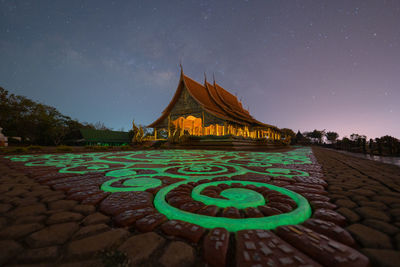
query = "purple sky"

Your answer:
(1, 0), (399, 139)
